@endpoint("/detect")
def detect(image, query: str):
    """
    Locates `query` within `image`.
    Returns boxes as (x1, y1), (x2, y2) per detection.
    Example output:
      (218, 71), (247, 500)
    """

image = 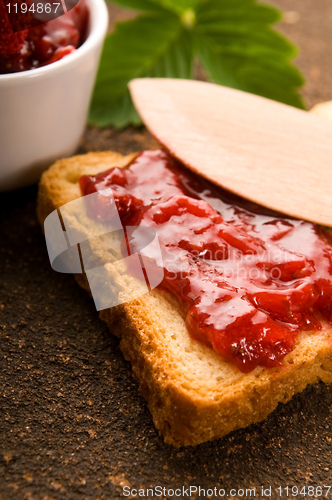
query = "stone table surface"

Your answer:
(1, 1), (332, 499)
